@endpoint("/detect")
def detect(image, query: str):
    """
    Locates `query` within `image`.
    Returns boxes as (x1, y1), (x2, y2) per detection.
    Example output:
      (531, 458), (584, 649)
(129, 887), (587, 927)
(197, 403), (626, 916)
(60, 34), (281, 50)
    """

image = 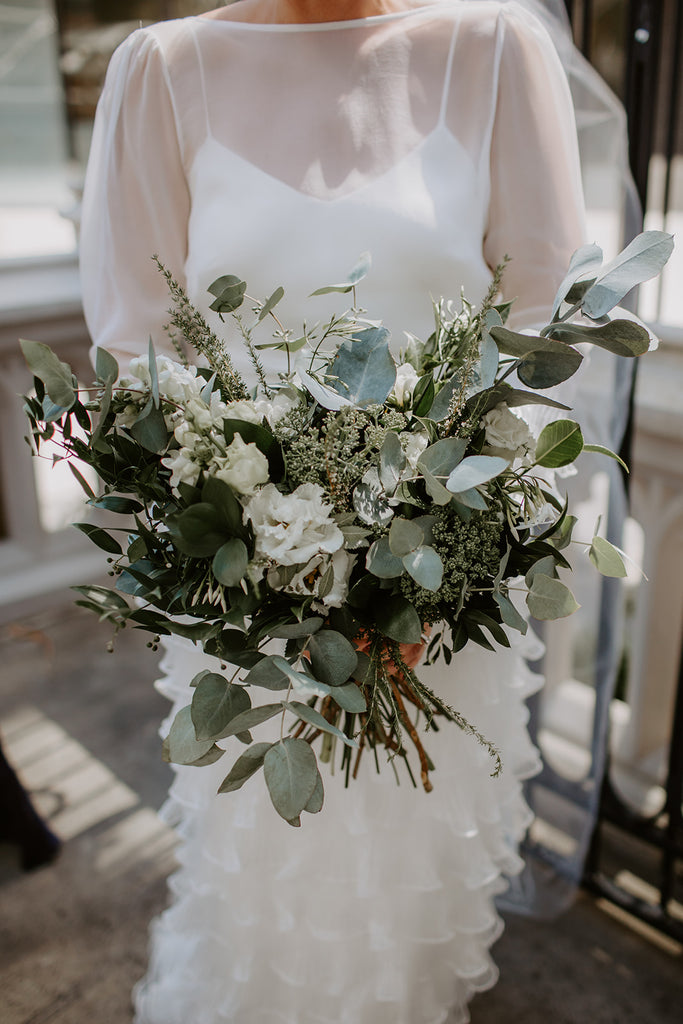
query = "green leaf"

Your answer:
(283, 701), (358, 748)
(304, 770), (324, 814)
(379, 430), (406, 495)
(417, 437), (467, 481)
(547, 318), (651, 358)
(162, 705), (215, 765)
(244, 656), (291, 691)
(218, 703), (283, 739)
(95, 347), (119, 385)
(526, 574), (580, 620)
(129, 404), (168, 453)
(208, 274), (246, 313)
(375, 595), (422, 643)
(147, 338), (160, 407)
(493, 592), (528, 634)
(582, 231), (674, 318)
(191, 674), (252, 741)
(170, 503), (228, 557)
(449, 487), (488, 511)
(187, 744), (226, 767)
(270, 656), (332, 697)
(366, 536), (405, 579)
(264, 737), (320, 821)
(307, 630), (358, 687)
(268, 617), (324, 639)
(217, 742), (273, 793)
(257, 285), (285, 322)
(309, 251), (371, 295)
(582, 443), (629, 472)
(73, 522), (122, 555)
(202, 476), (249, 537)
(517, 346), (583, 389)
(20, 339), (75, 408)
(588, 535), (627, 578)
(525, 555), (558, 588)
(551, 242), (604, 319)
(535, 419), (584, 468)
(90, 495), (143, 514)
(328, 327), (396, 407)
(68, 462), (96, 499)
(402, 545), (443, 591)
(212, 538), (249, 586)
(428, 373), (460, 421)
(446, 455), (507, 492)
(388, 517), (424, 557)
(332, 682), (368, 713)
